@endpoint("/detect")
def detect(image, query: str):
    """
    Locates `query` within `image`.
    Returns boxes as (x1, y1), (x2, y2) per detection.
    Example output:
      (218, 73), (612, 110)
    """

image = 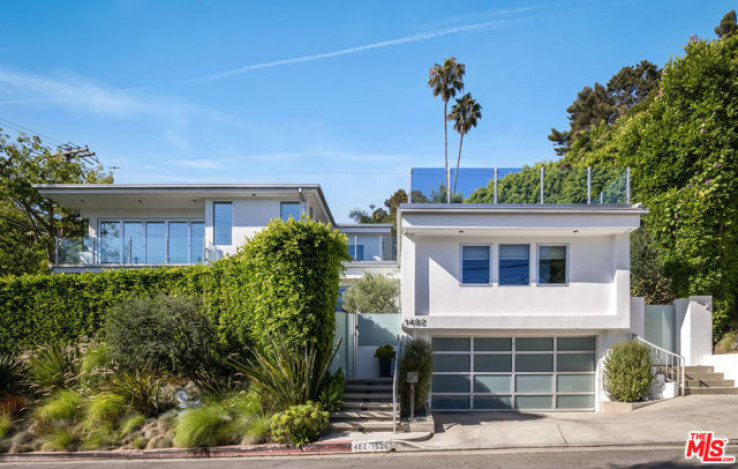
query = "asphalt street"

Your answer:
(3, 445), (733, 469)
